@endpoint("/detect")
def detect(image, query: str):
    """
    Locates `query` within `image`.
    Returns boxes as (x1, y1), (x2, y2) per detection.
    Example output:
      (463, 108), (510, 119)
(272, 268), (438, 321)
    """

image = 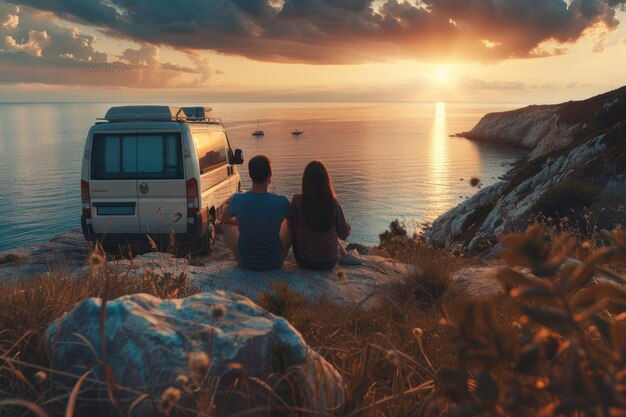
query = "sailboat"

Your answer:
(252, 119), (264, 137)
